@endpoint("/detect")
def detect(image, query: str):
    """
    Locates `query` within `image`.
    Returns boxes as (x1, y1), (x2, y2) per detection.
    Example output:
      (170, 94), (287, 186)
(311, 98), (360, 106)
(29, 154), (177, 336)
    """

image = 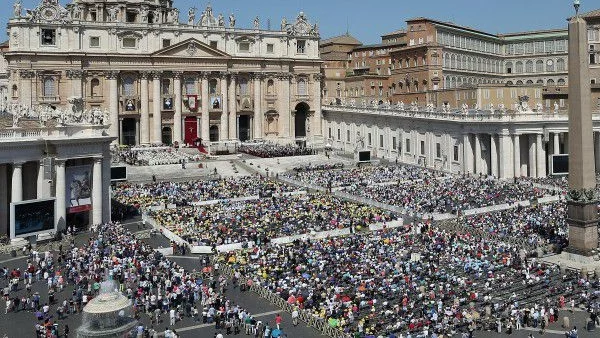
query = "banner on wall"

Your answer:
(187, 95), (198, 111)
(66, 165), (92, 214)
